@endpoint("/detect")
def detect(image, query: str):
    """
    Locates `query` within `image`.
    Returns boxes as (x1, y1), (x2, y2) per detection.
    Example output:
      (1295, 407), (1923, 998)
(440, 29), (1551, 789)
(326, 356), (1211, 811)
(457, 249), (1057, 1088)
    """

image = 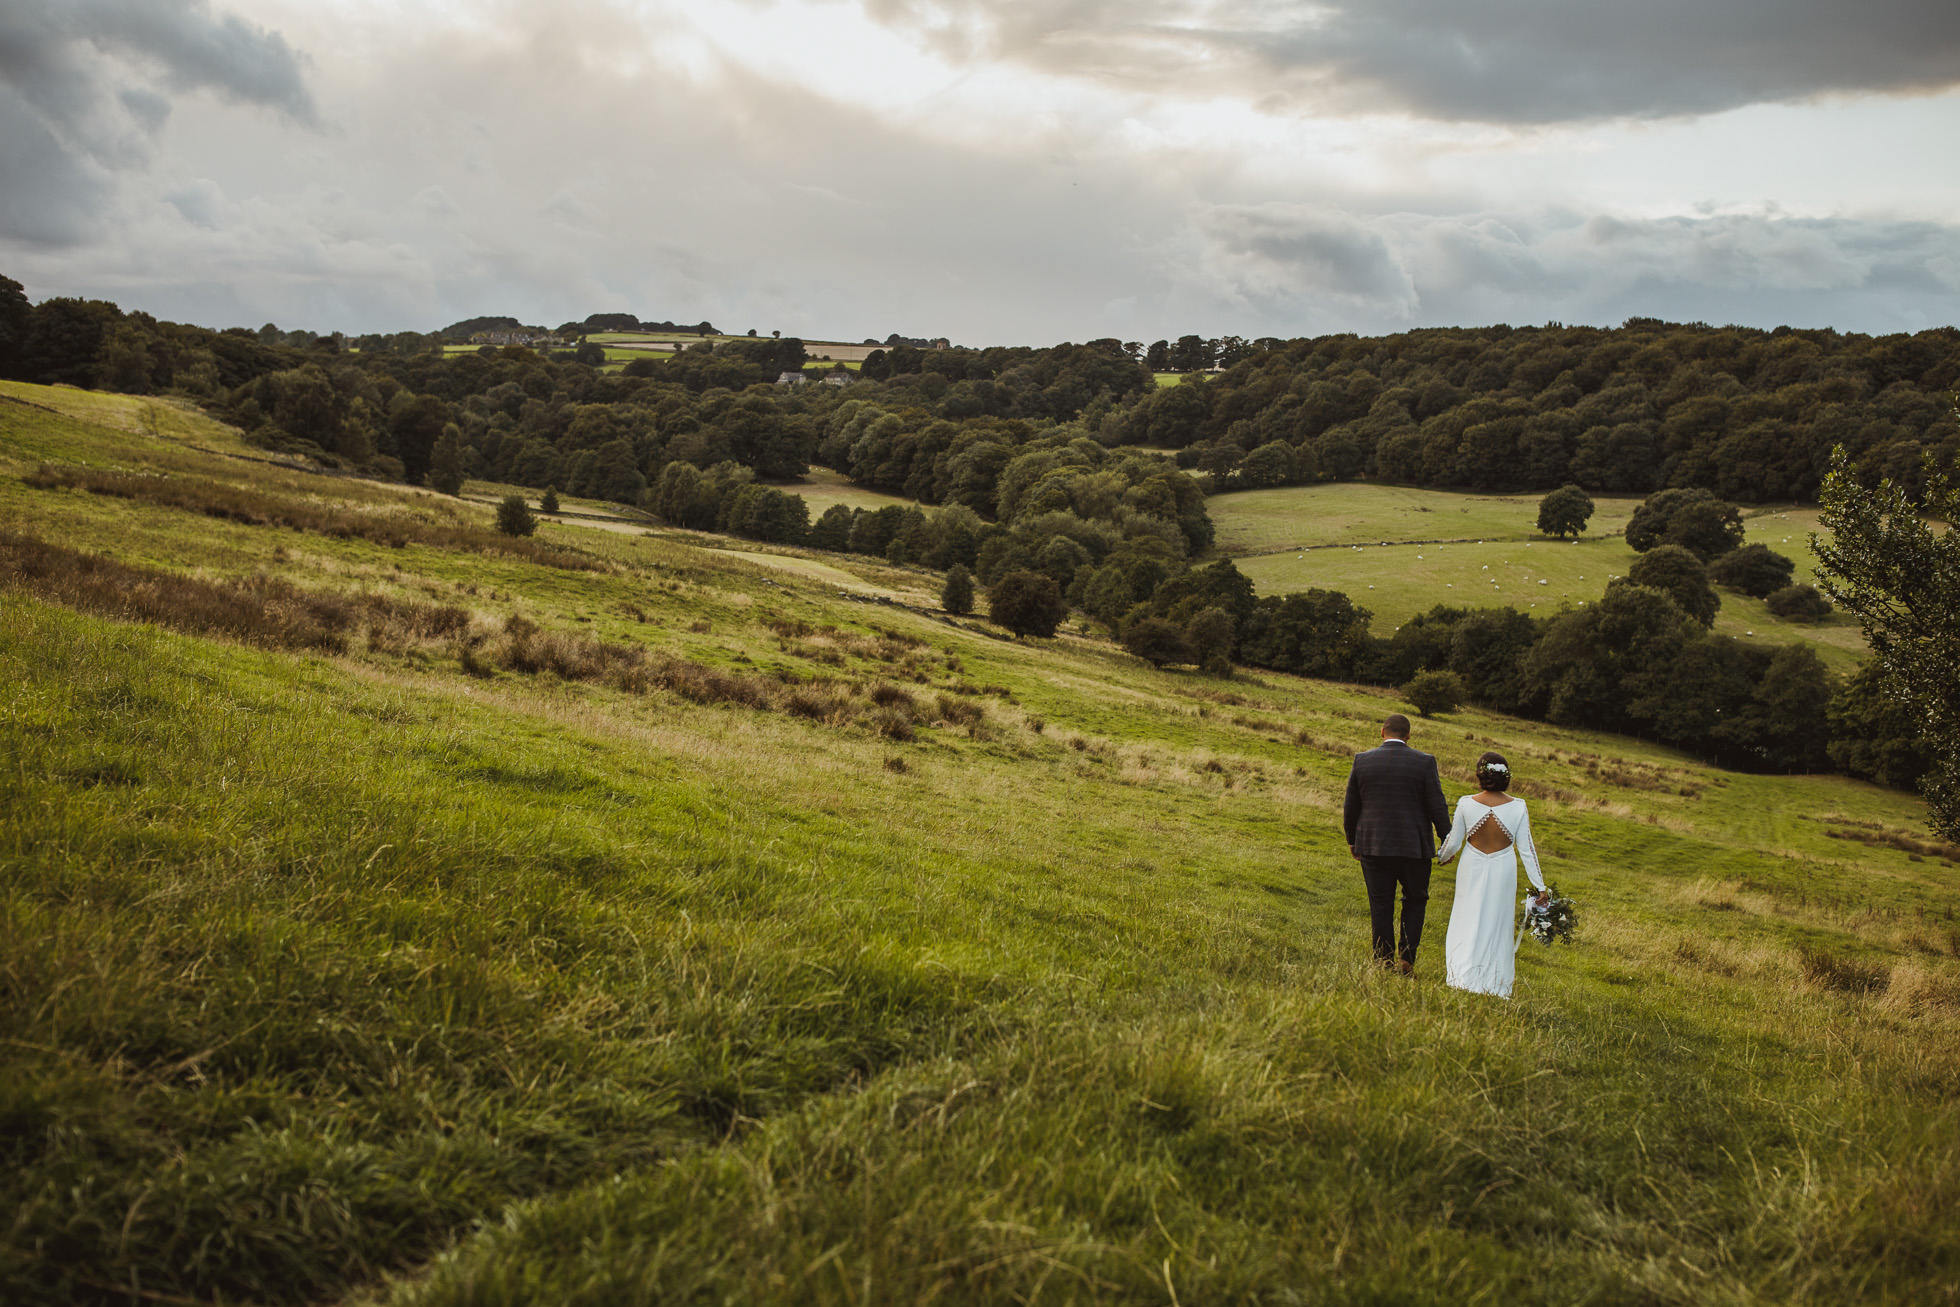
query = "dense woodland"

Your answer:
(0, 275), (1946, 792)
